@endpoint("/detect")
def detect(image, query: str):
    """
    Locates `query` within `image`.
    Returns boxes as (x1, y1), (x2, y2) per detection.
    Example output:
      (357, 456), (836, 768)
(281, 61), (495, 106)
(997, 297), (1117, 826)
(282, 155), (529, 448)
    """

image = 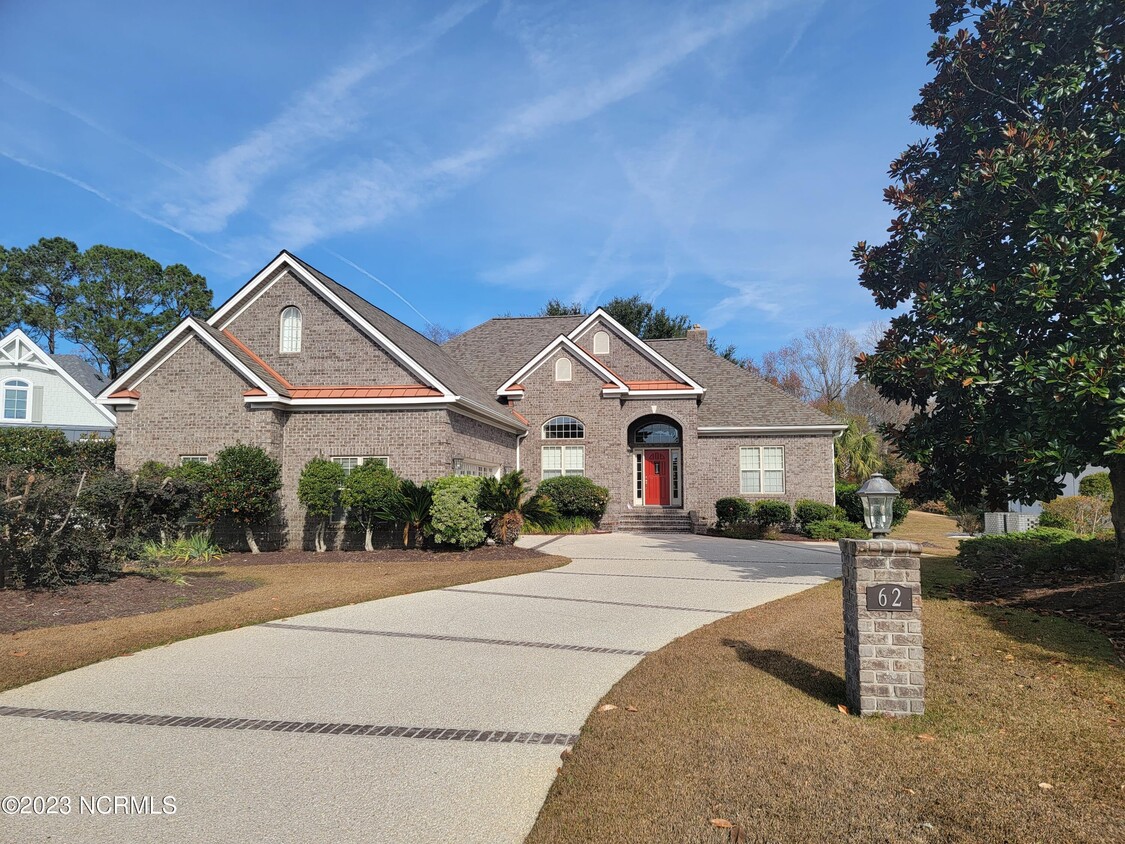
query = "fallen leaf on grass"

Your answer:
(8, 650), (28, 657)
(597, 704), (618, 712)
(560, 748), (572, 761)
(916, 733), (936, 742)
(837, 704), (850, 715)
(1004, 654), (1015, 661)
(710, 818), (732, 829)
(904, 788), (917, 795)
(625, 705), (638, 712)
(1038, 782), (1053, 791)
